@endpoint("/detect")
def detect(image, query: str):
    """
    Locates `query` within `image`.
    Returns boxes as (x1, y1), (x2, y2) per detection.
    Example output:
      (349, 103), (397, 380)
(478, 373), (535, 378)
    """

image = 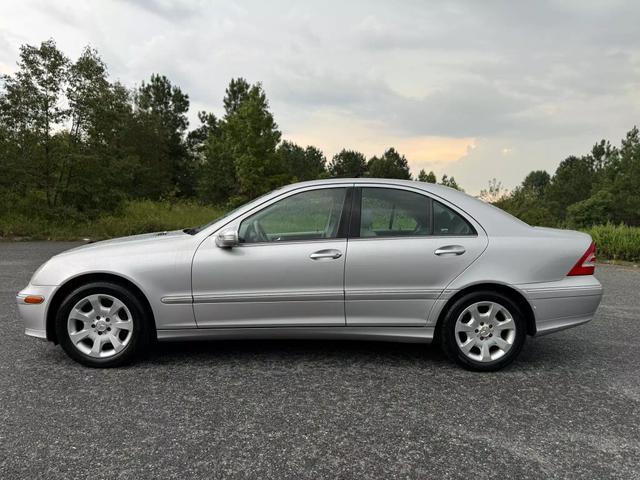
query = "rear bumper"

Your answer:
(519, 276), (603, 336)
(17, 284), (58, 340)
